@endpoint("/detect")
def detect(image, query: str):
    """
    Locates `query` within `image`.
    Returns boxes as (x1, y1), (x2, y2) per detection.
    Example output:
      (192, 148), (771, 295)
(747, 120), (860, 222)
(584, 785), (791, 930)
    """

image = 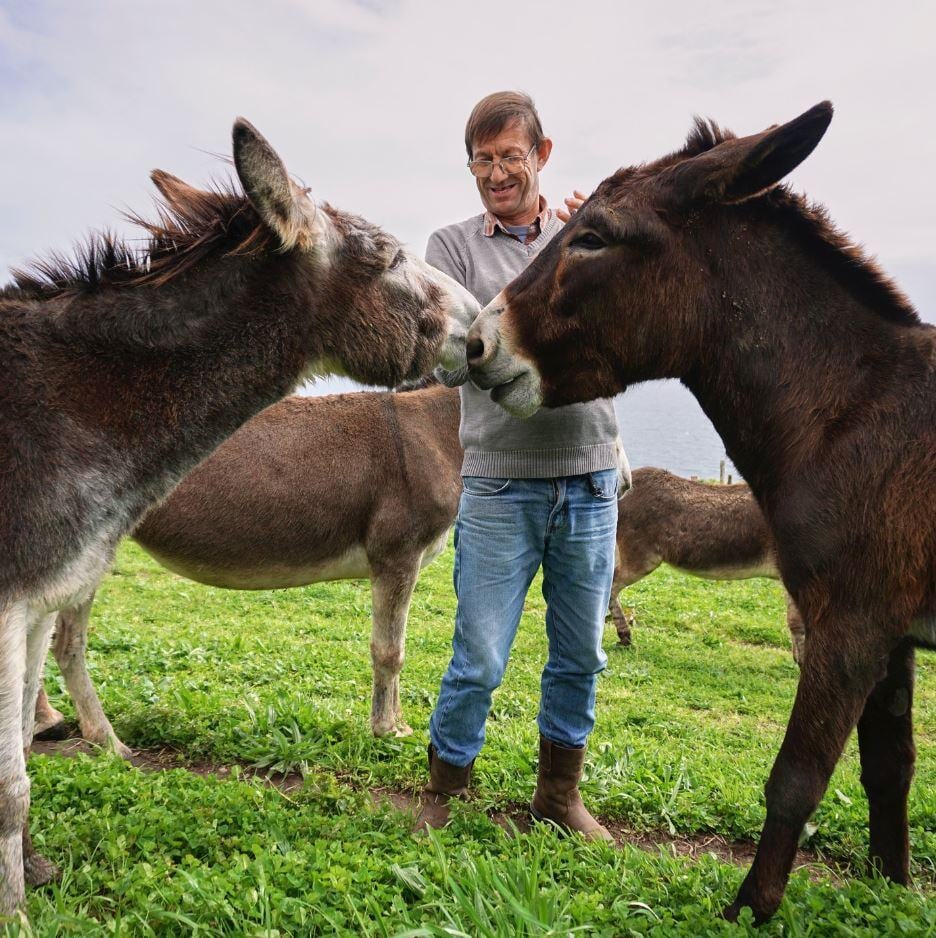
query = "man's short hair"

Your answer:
(465, 91), (546, 158)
